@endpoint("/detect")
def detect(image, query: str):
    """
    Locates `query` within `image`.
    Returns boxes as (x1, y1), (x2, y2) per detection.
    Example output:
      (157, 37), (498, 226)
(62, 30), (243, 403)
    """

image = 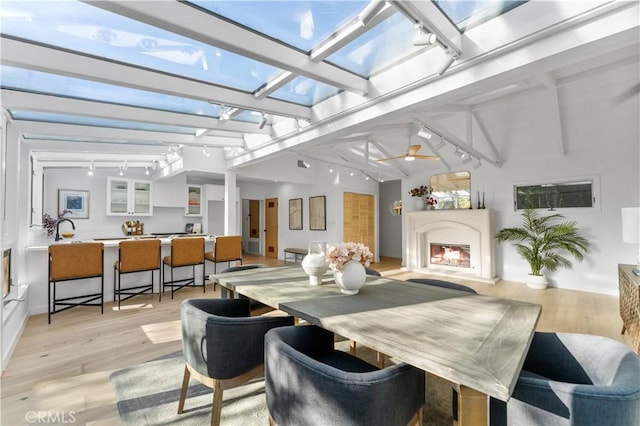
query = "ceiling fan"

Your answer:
(375, 144), (440, 162)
